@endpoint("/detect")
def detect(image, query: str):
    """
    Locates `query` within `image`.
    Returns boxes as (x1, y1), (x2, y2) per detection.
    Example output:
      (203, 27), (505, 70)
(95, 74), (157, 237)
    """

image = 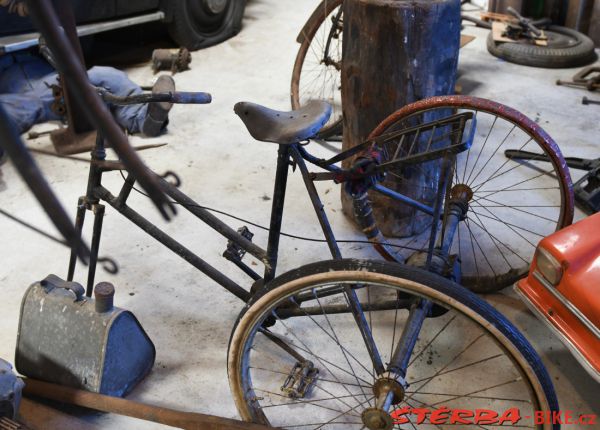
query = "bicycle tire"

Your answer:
(291, 0), (344, 139)
(228, 259), (559, 429)
(363, 95), (574, 293)
(486, 25), (597, 69)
